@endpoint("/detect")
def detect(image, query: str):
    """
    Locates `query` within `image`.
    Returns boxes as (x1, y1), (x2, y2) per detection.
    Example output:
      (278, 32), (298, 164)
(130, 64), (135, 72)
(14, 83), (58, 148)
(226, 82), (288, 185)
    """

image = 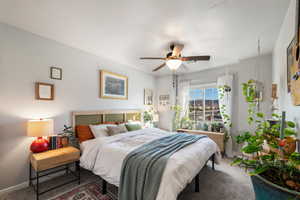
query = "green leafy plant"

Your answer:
(171, 105), (194, 131)
(232, 80), (300, 192)
(218, 85), (232, 143)
(59, 125), (79, 148)
(143, 110), (153, 123)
